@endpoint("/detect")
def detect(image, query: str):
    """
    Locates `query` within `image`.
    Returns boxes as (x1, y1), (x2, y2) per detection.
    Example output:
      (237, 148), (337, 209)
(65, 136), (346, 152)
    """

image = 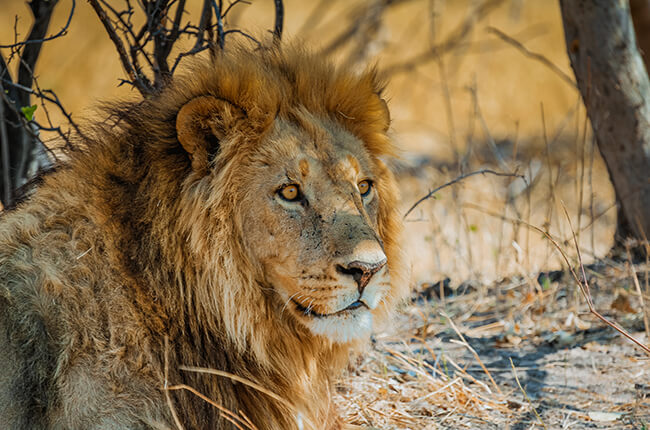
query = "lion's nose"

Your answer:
(337, 258), (387, 292)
